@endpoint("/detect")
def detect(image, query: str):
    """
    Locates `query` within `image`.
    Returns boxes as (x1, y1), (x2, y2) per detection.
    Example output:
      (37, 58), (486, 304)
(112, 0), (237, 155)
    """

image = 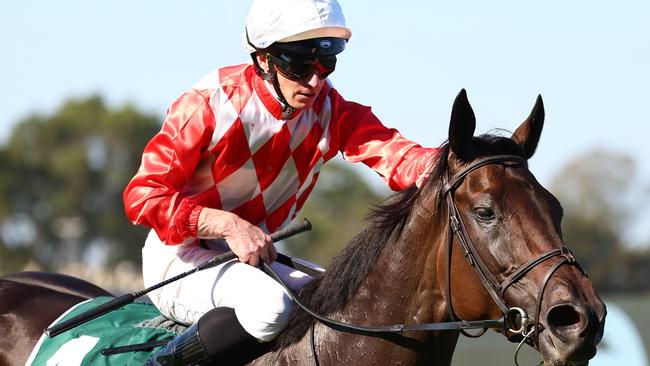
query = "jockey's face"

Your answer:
(257, 53), (325, 110)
